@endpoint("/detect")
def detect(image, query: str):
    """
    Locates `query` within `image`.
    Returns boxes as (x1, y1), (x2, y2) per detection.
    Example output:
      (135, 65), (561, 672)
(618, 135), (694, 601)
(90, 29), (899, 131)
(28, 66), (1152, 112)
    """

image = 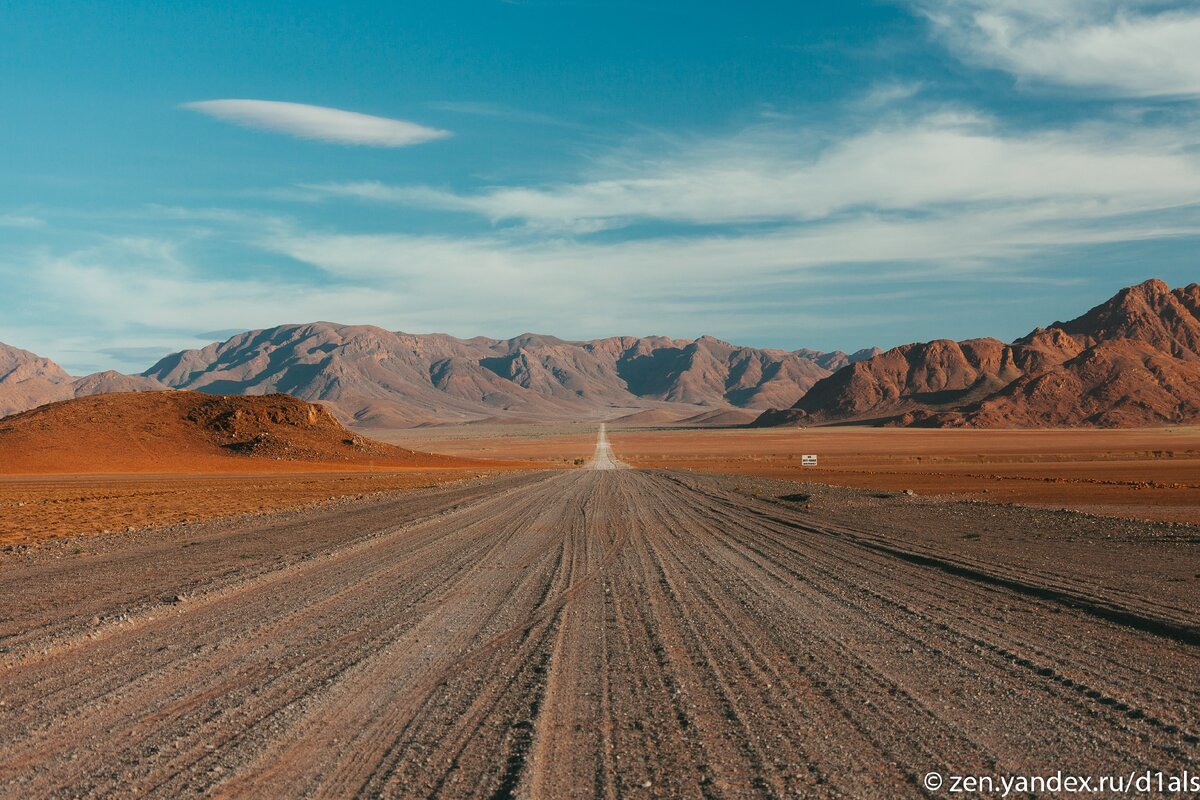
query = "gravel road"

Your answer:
(1, 456), (1197, 797)
(588, 424), (623, 471)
